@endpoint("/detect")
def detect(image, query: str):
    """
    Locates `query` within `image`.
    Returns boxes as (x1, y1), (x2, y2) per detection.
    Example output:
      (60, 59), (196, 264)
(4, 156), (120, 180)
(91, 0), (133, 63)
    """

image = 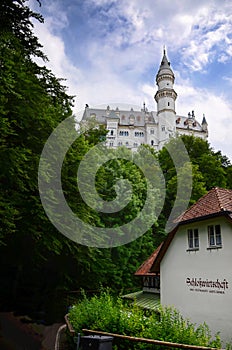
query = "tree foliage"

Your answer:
(1, 0), (232, 324)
